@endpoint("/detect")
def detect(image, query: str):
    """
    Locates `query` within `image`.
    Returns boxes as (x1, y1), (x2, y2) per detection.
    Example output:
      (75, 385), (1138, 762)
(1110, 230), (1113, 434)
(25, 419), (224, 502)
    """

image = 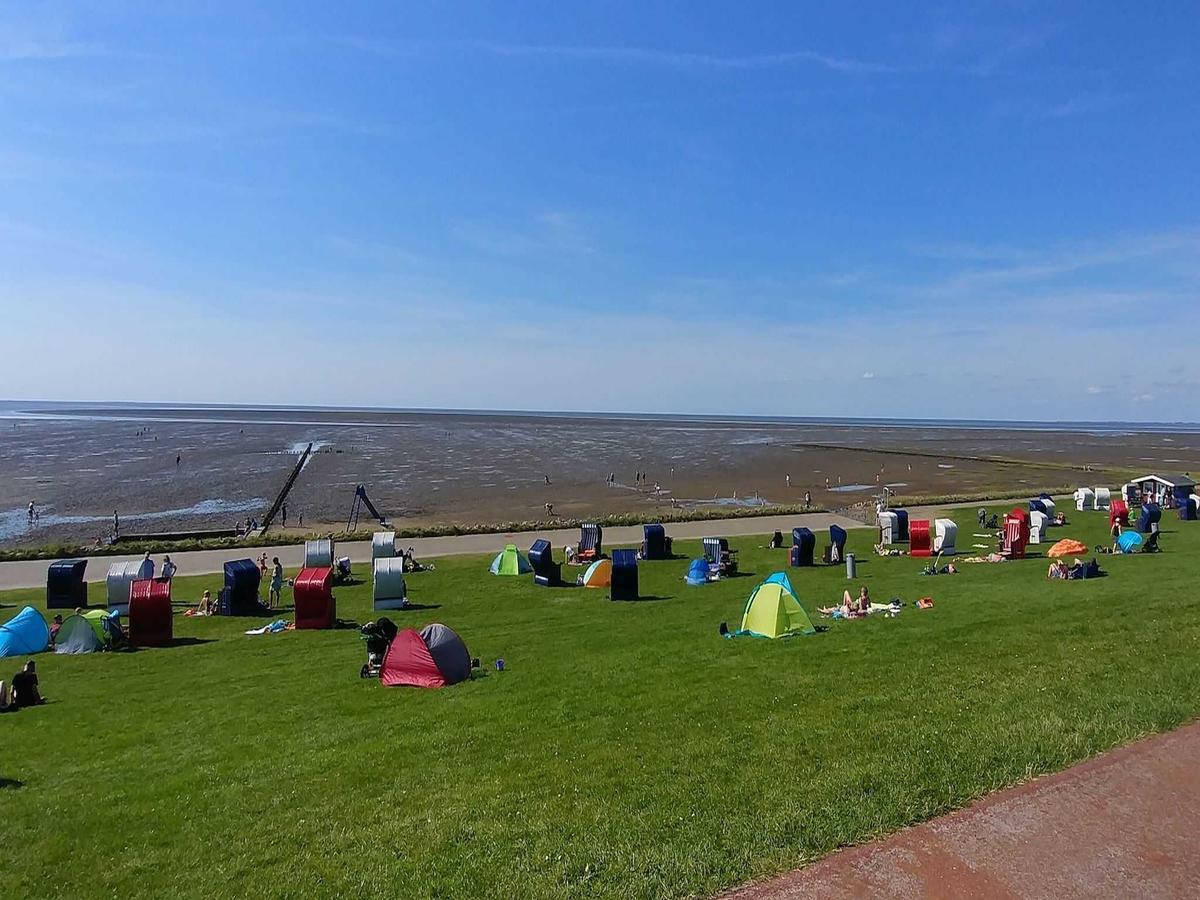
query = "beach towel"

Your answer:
(245, 619), (292, 635)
